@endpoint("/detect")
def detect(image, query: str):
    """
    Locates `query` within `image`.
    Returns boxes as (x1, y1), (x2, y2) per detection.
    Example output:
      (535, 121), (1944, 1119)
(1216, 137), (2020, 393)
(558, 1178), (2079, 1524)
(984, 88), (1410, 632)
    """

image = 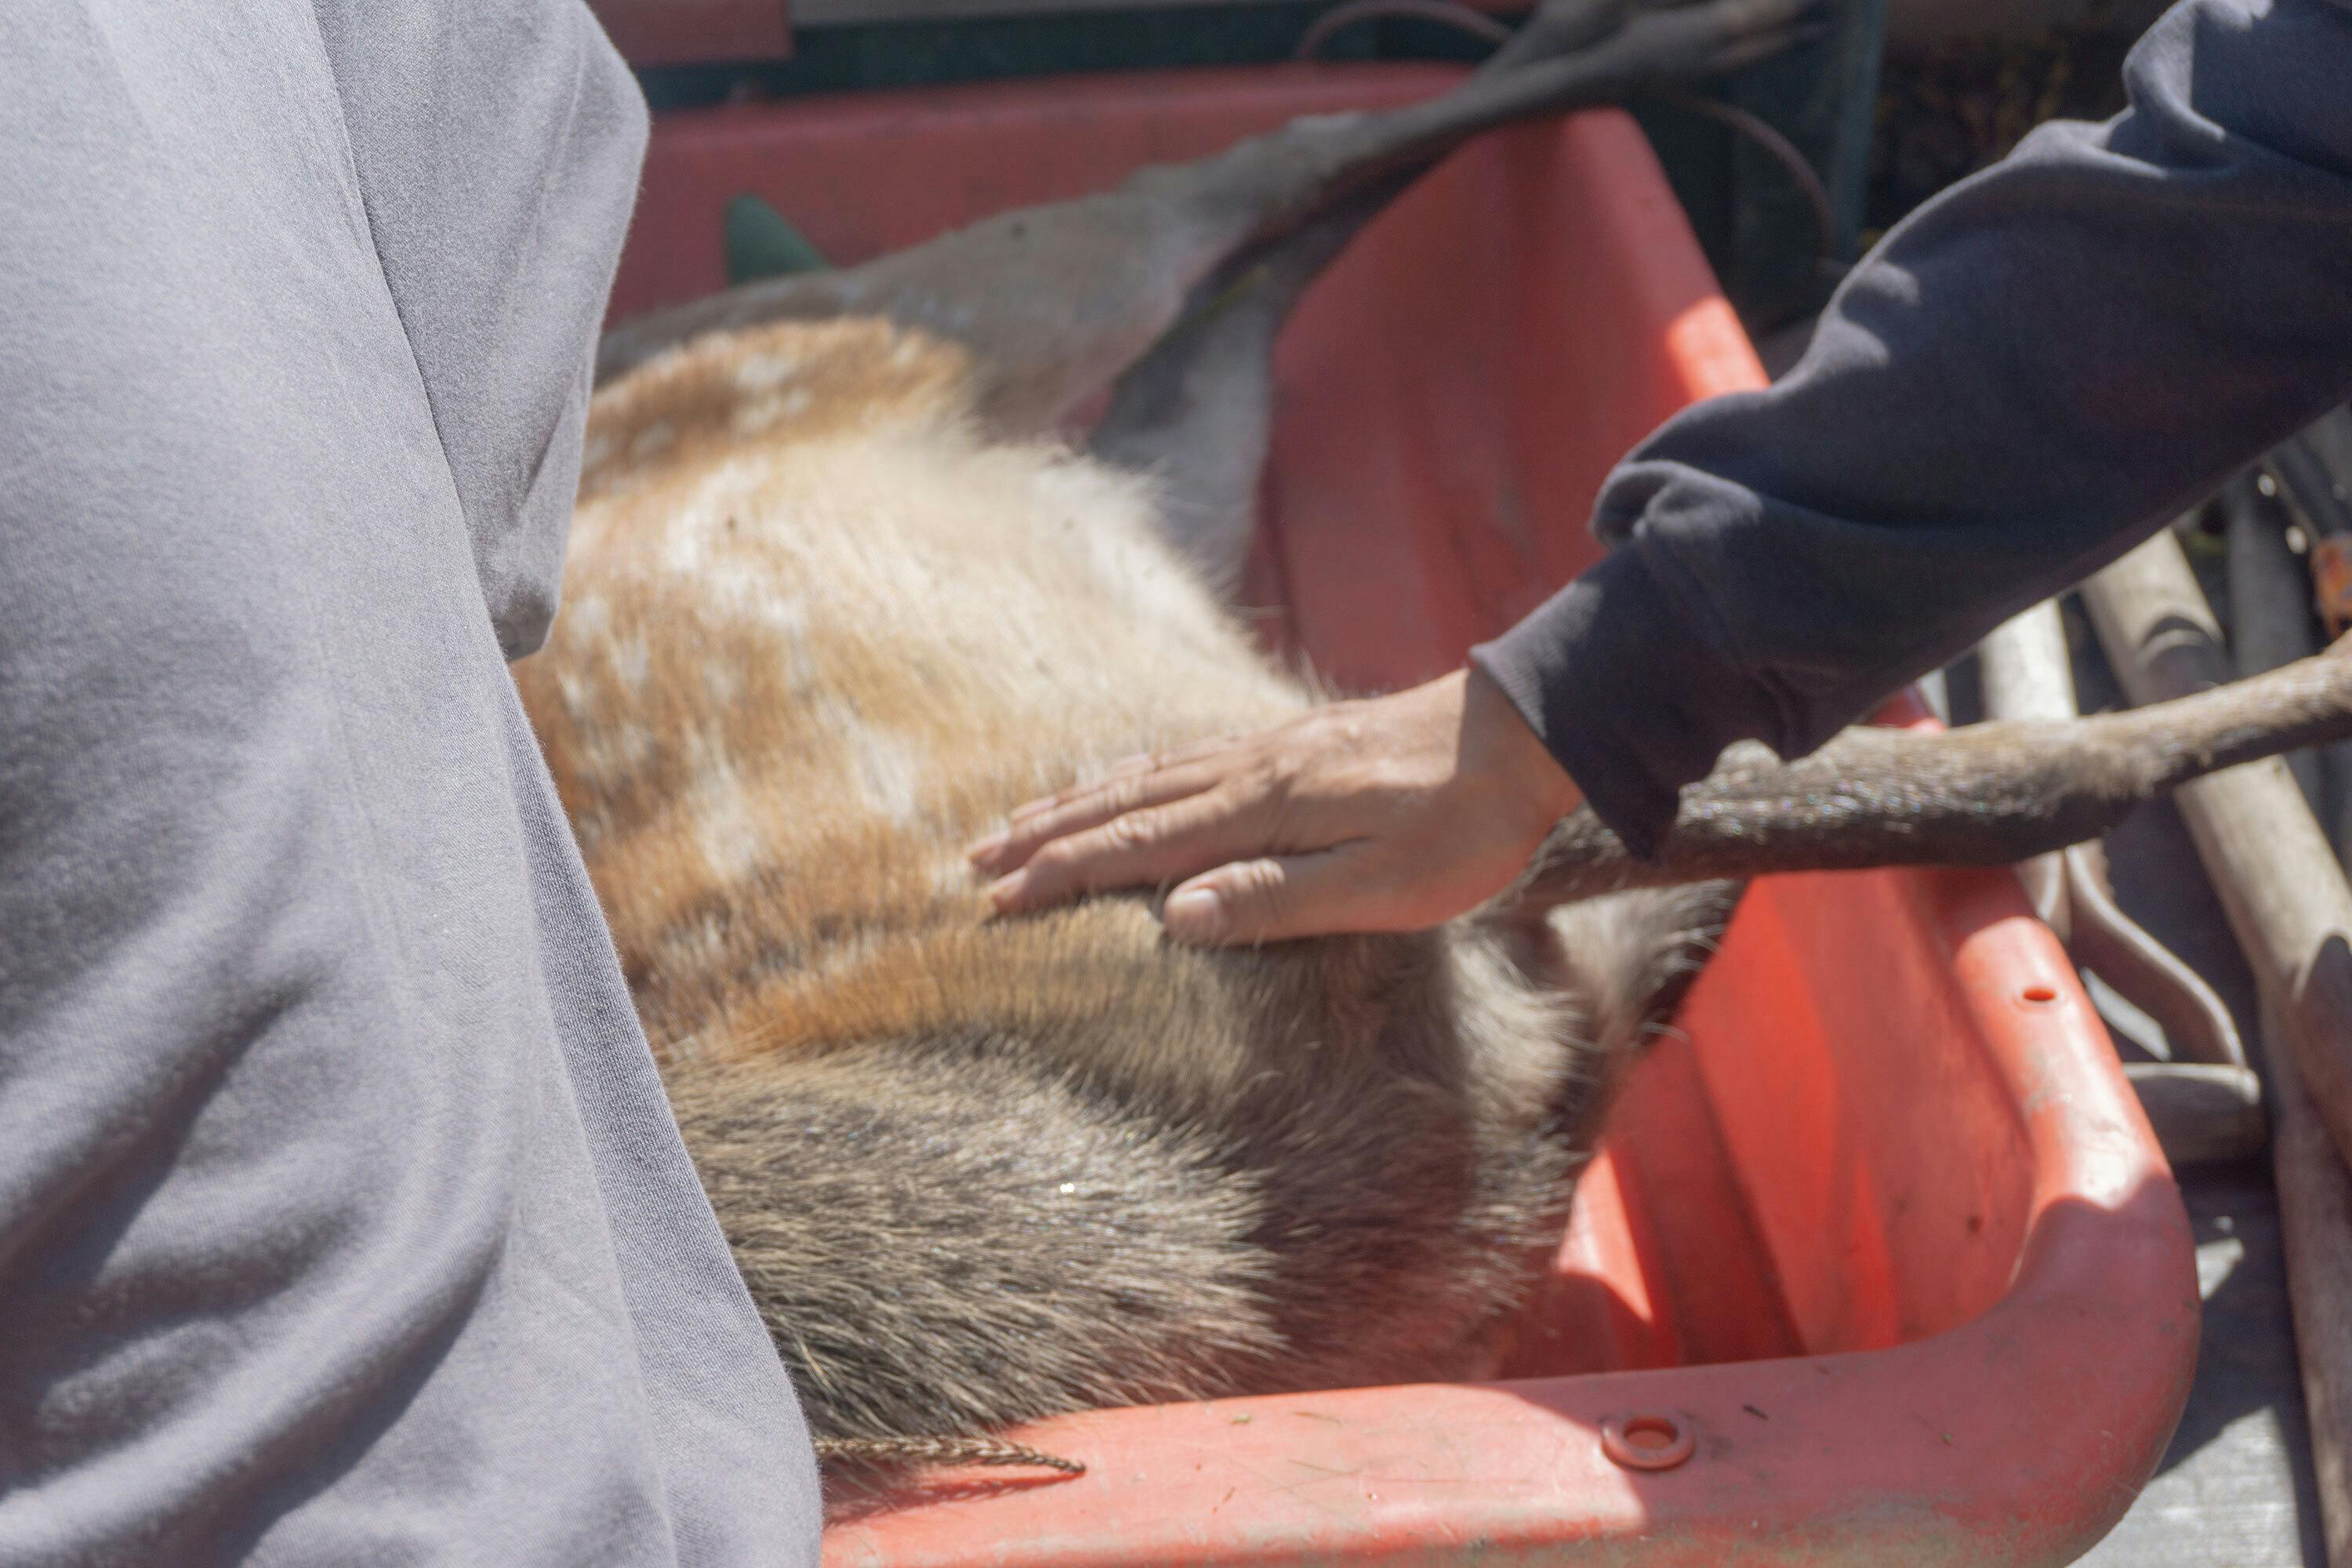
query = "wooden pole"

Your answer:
(1976, 601), (2261, 1163)
(2082, 532), (2352, 1175)
(2083, 528), (2352, 1566)
(2266, 1004), (2352, 1568)
(1976, 601), (2076, 924)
